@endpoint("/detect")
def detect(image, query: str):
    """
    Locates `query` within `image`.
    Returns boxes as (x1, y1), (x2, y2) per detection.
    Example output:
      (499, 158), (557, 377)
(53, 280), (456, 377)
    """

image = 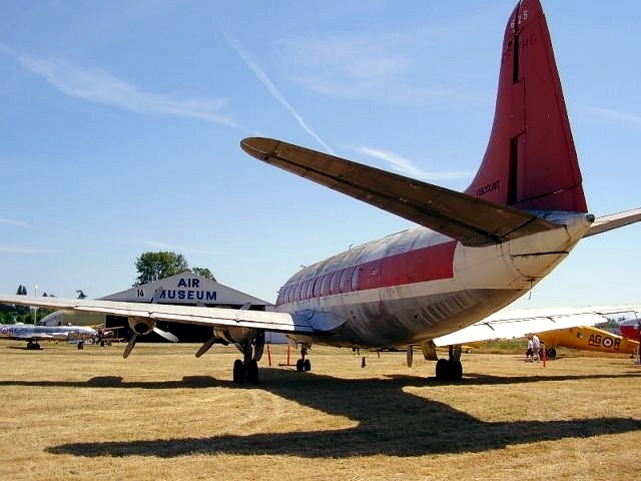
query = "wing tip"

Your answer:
(240, 137), (279, 160)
